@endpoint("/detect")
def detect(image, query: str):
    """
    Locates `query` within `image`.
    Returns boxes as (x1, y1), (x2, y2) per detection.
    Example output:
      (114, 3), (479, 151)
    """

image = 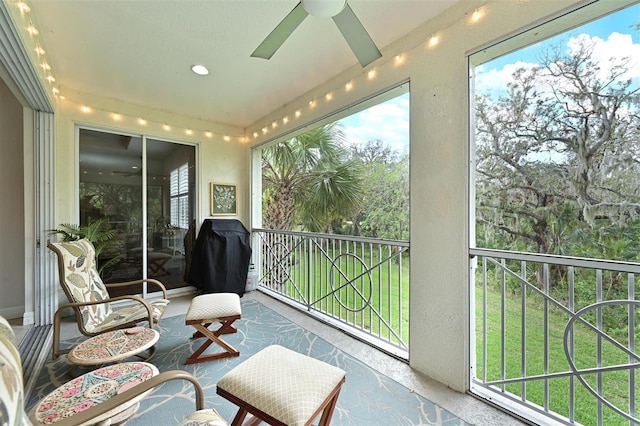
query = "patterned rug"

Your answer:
(26, 299), (470, 425)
